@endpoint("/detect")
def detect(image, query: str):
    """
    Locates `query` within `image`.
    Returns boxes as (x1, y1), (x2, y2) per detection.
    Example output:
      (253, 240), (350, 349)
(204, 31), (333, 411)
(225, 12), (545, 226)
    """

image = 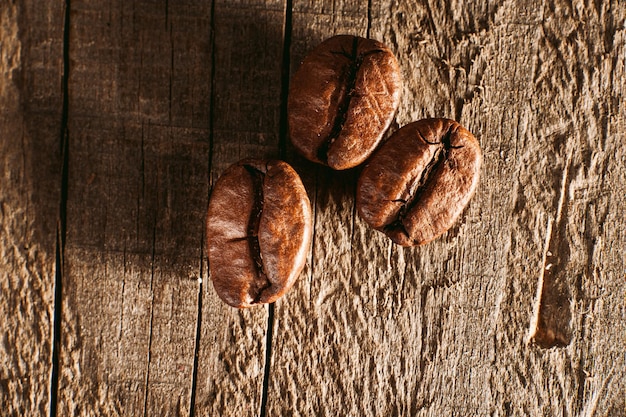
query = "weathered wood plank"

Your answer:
(2, 0), (624, 415)
(0, 1), (64, 415)
(57, 1), (212, 415)
(193, 1), (288, 415)
(268, 0), (625, 415)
